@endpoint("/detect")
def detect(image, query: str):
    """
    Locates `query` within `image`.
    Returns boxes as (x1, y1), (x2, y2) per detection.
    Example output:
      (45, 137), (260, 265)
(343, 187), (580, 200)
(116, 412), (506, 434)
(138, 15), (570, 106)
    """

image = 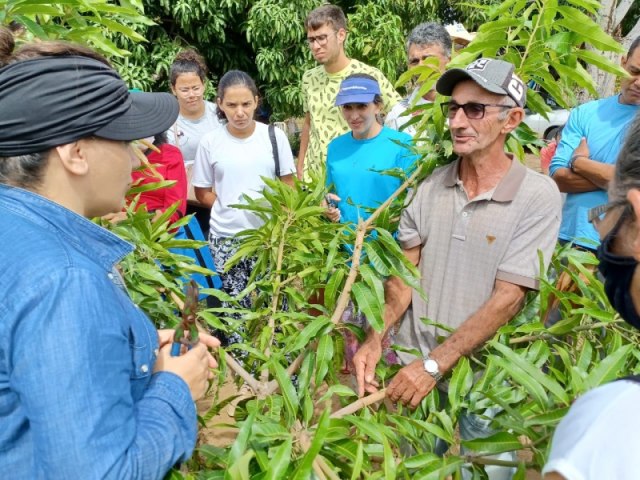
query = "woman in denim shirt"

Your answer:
(0, 29), (219, 479)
